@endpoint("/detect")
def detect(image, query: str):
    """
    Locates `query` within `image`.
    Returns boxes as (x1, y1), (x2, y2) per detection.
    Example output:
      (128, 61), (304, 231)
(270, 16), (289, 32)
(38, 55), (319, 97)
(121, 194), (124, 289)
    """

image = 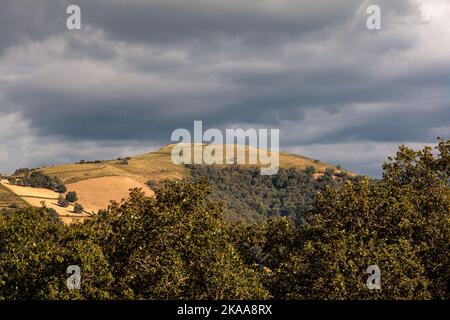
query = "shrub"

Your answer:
(305, 166), (317, 175)
(73, 203), (84, 214)
(66, 191), (78, 203)
(56, 184), (67, 194)
(146, 180), (159, 189)
(14, 168), (31, 175)
(57, 195), (69, 208)
(8, 203), (18, 209)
